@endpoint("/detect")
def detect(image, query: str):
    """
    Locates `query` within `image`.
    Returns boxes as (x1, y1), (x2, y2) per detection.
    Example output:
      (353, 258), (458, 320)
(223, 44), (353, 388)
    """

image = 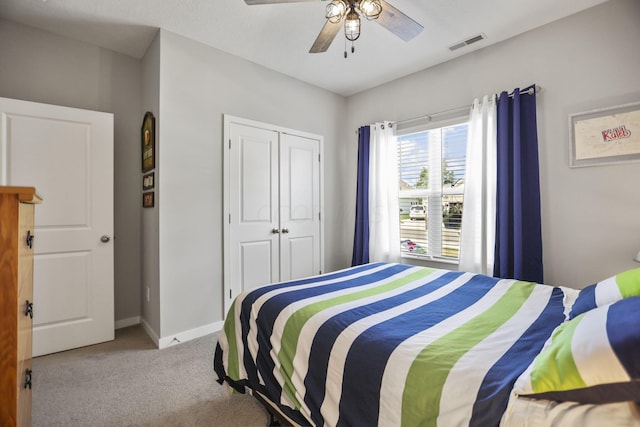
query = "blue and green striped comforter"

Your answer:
(214, 262), (570, 426)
